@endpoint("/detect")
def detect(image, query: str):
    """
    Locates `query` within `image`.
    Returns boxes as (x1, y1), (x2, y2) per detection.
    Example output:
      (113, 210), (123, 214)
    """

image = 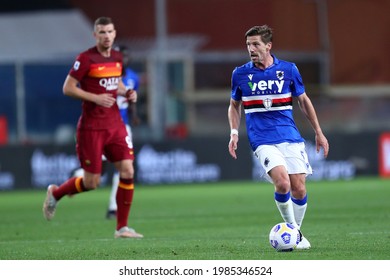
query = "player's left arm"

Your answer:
(297, 93), (329, 158)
